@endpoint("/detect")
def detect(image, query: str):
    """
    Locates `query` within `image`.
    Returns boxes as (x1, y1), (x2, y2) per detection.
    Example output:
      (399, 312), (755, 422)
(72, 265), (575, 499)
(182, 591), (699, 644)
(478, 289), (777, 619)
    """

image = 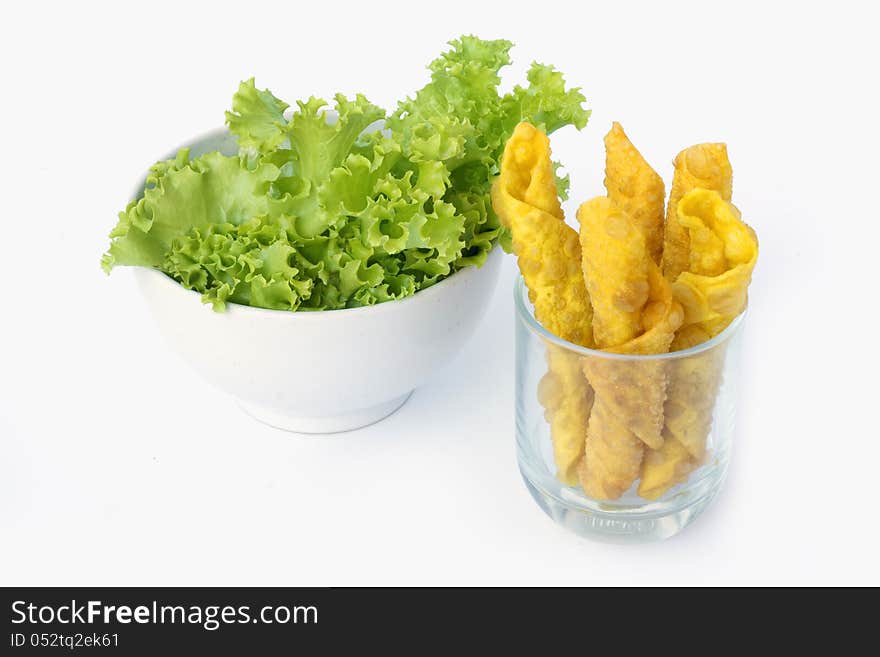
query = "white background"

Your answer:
(2, 1), (878, 586)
